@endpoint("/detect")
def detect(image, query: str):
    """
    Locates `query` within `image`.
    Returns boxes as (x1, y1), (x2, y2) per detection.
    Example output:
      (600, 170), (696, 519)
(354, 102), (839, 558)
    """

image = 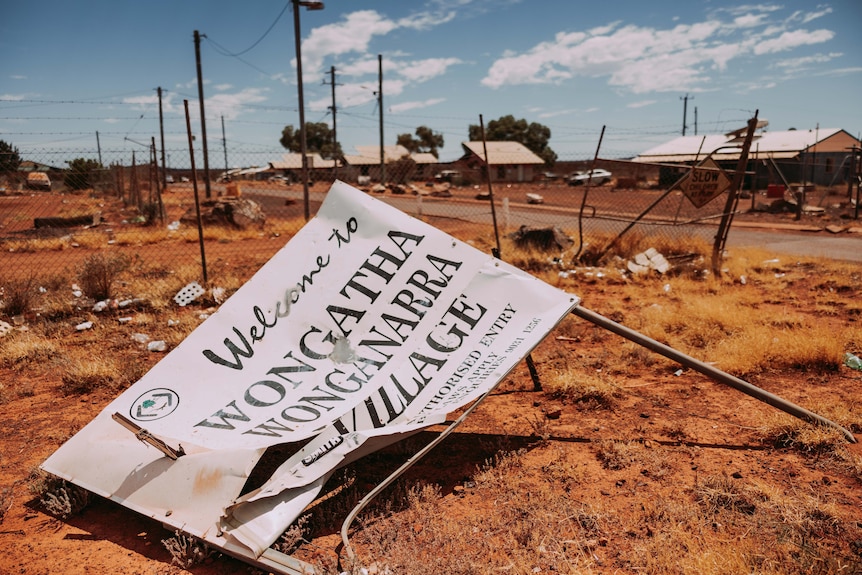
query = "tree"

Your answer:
(280, 123), (343, 160)
(65, 158), (102, 190)
(0, 140), (21, 173)
(396, 126), (445, 158)
(468, 115), (557, 166)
